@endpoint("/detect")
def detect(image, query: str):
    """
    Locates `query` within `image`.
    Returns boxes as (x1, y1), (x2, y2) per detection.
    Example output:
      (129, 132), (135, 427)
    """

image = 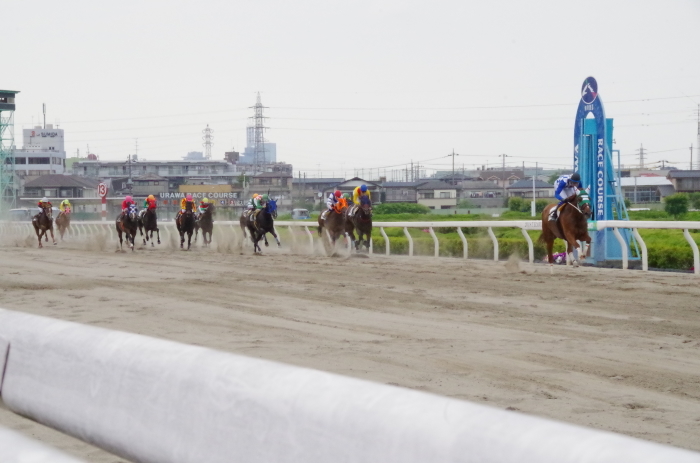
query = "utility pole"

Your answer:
(692, 144), (694, 170)
(531, 162), (537, 217)
(499, 154), (508, 200)
(126, 154), (133, 196)
(448, 149), (459, 185)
